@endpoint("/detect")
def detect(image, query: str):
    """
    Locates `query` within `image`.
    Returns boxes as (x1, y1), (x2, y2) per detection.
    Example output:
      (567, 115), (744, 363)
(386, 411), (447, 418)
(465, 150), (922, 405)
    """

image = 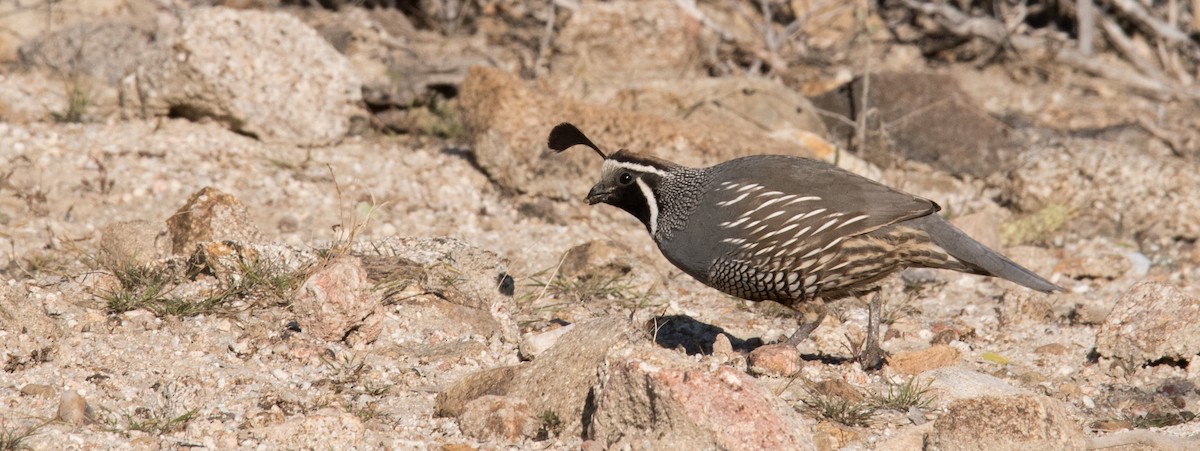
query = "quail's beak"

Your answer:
(585, 184), (613, 205)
